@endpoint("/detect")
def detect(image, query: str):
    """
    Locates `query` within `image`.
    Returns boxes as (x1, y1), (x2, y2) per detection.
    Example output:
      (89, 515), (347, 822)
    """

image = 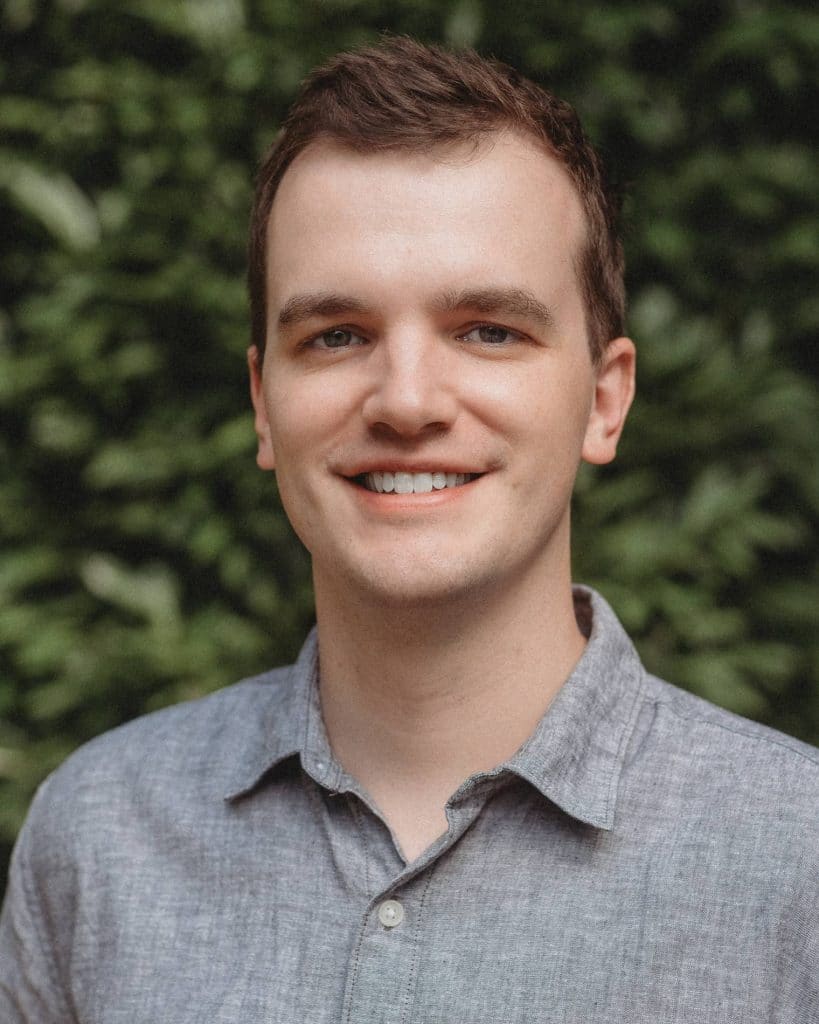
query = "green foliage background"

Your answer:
(1, 0), (817, 888)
